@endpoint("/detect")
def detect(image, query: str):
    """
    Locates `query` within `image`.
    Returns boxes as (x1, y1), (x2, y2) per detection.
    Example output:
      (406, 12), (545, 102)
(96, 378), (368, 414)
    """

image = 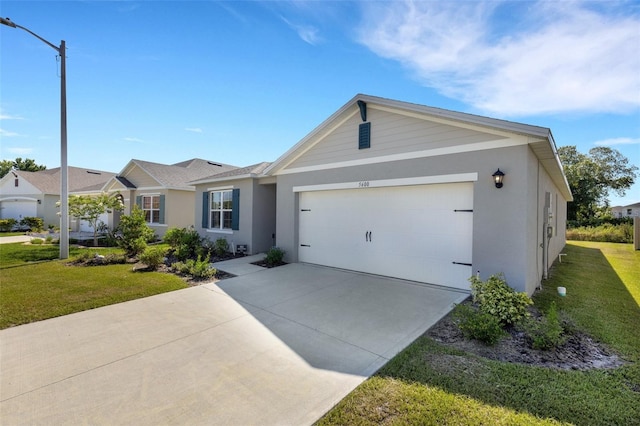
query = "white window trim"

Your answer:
(208, 189), (233, 231)
(141, 194), (161, 224)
